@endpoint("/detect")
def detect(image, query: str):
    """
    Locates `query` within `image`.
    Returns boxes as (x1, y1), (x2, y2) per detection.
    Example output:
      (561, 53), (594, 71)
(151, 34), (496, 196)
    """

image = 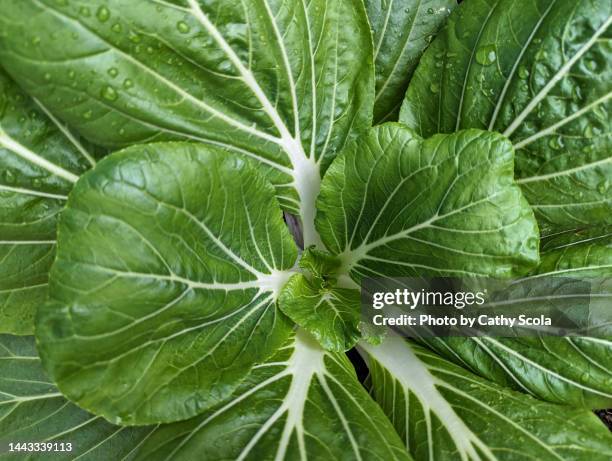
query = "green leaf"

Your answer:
(362, 335), (612, 461)
(0, 332), (411, 460)
(0, 68), (96, 335)
(316, 124), (540, 280)
(366, 0), (457, 123)
(298, 246), (343, 283)
(37, 143), (298, 425)
(0, 0), (374, 246)
(278, 274), (361, 352)
(0, 335), (156, 460)
(421, 227), (612, 408)
(134, 330), (412, 461)
(400, 0), (612, 233)
(539, 226), (612, 276)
